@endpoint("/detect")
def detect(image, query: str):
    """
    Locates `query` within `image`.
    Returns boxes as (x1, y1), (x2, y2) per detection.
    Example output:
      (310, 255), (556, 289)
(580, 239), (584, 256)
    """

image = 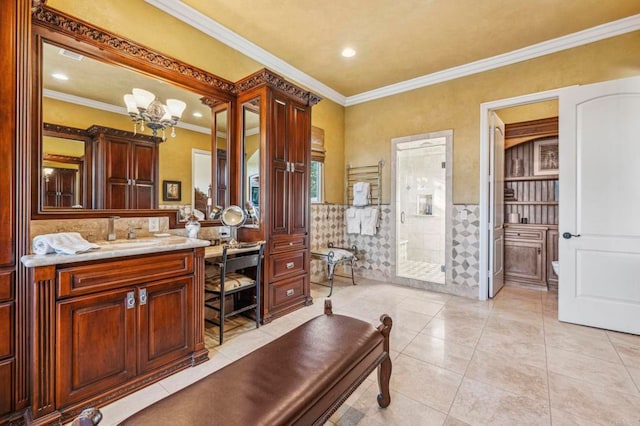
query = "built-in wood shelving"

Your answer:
(504, 175), (558, 182)
(505, 201), (558, 205)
